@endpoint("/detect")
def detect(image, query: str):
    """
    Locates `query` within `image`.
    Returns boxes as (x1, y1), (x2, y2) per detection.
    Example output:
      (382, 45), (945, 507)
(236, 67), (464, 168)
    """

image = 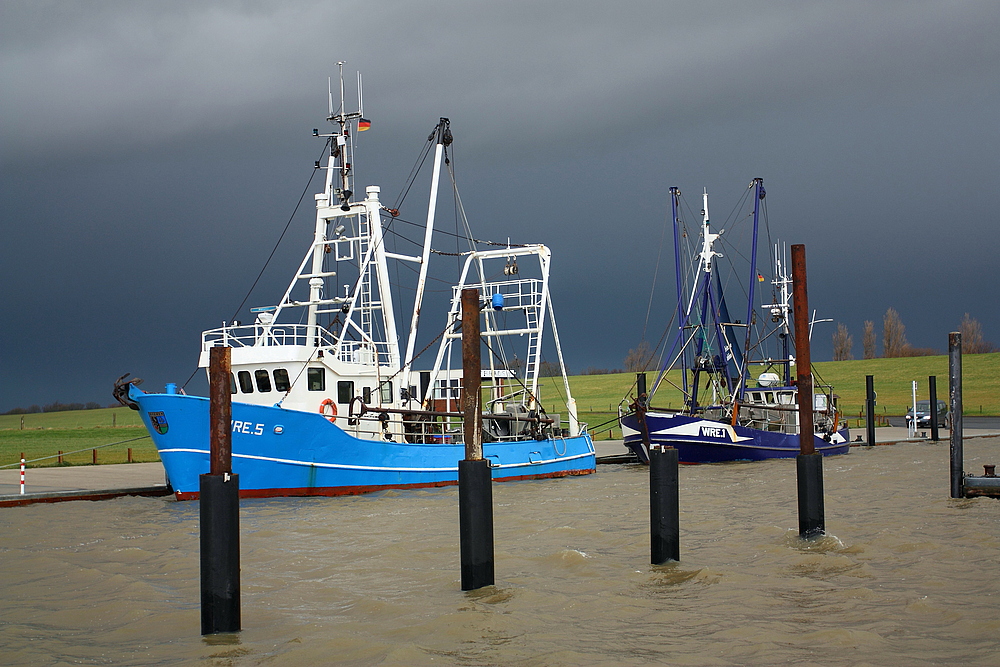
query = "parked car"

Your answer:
(905, 399), (950, 429)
